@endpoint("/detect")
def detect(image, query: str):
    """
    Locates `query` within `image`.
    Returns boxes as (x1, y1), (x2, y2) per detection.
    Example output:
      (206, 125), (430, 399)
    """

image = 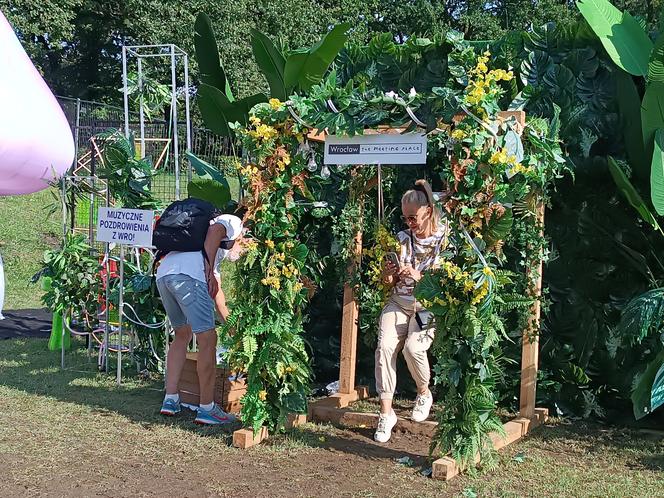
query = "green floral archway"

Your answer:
(219, 44), (567, 469)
